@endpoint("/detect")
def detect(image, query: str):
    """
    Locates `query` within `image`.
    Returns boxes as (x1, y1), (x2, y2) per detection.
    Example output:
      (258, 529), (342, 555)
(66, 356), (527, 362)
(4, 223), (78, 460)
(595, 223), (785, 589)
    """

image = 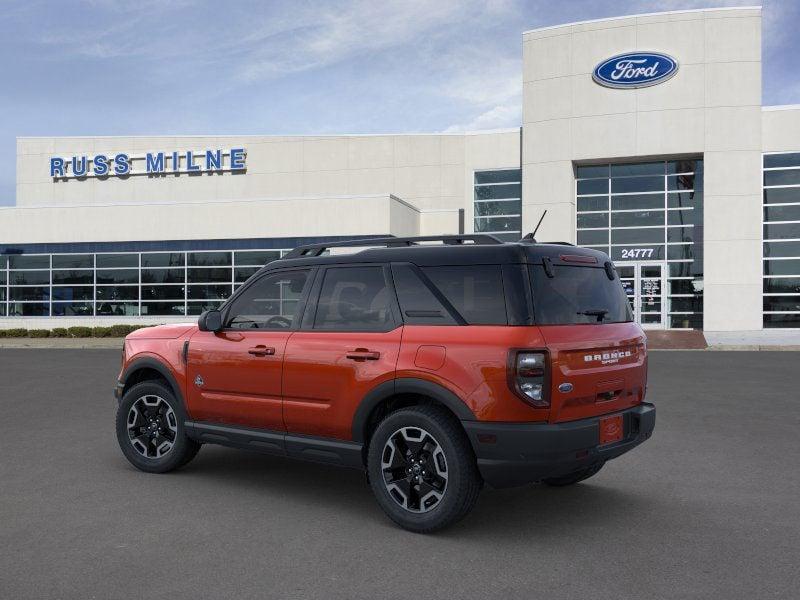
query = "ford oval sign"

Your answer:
(593, 52), (678, 89)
